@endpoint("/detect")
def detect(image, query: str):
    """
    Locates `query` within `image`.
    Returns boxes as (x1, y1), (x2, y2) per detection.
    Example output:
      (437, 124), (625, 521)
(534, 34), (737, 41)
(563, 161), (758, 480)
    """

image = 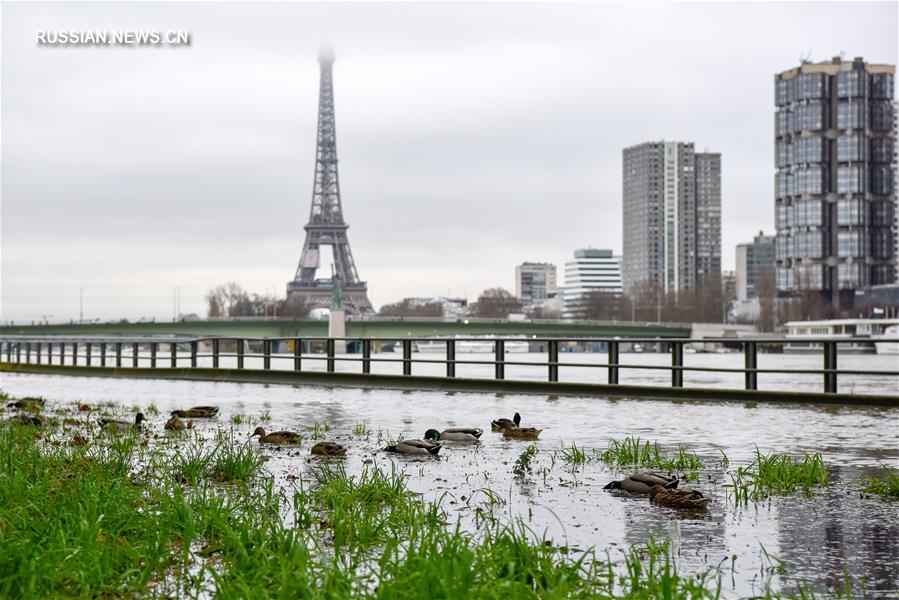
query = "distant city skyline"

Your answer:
(1, 2), (896, 321)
